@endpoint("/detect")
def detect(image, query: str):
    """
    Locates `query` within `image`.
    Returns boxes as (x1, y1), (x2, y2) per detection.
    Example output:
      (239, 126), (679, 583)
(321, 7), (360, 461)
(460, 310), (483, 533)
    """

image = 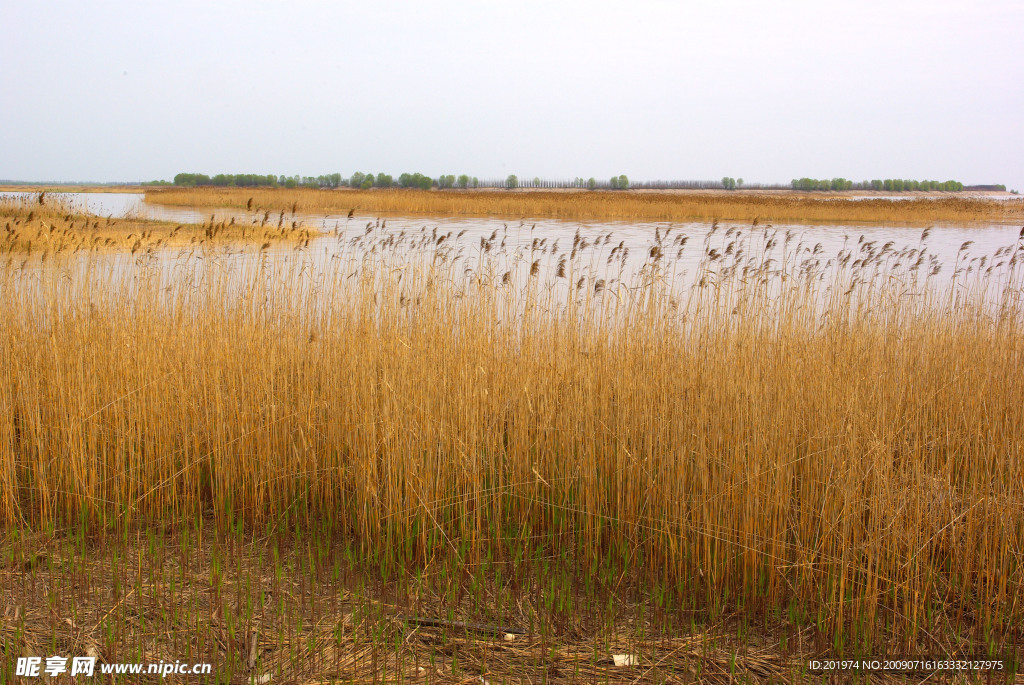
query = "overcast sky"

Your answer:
(2, 1), (1022, 189)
